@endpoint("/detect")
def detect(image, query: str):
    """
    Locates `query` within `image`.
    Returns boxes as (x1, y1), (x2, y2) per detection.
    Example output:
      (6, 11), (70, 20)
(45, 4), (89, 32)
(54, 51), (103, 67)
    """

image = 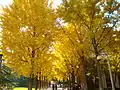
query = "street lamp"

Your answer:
(100, 52), (115, 90)
(105, 54), (115, 90)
